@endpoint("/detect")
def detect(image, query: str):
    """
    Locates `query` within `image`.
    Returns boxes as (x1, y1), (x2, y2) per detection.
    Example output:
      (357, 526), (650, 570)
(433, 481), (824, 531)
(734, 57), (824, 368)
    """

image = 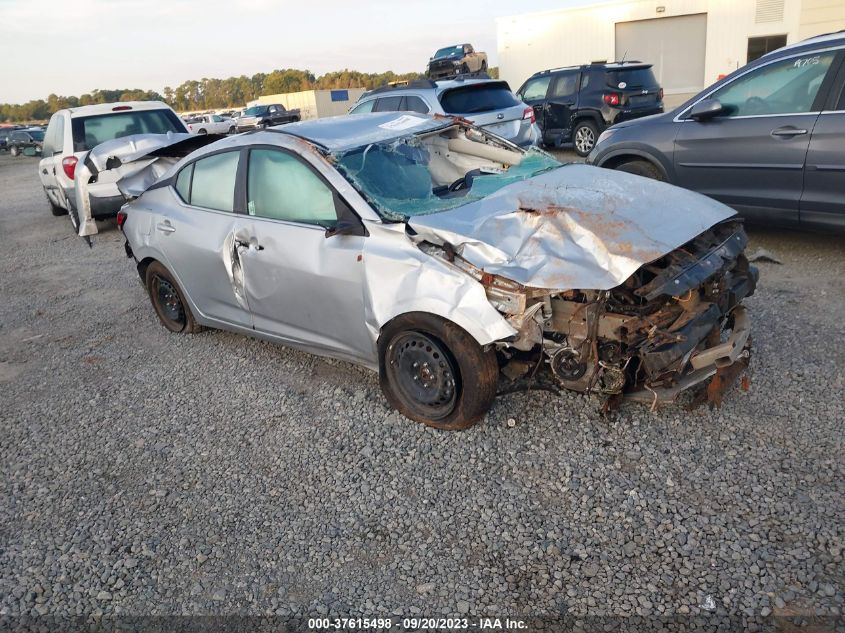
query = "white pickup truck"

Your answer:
(184, 114), (237, 135)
